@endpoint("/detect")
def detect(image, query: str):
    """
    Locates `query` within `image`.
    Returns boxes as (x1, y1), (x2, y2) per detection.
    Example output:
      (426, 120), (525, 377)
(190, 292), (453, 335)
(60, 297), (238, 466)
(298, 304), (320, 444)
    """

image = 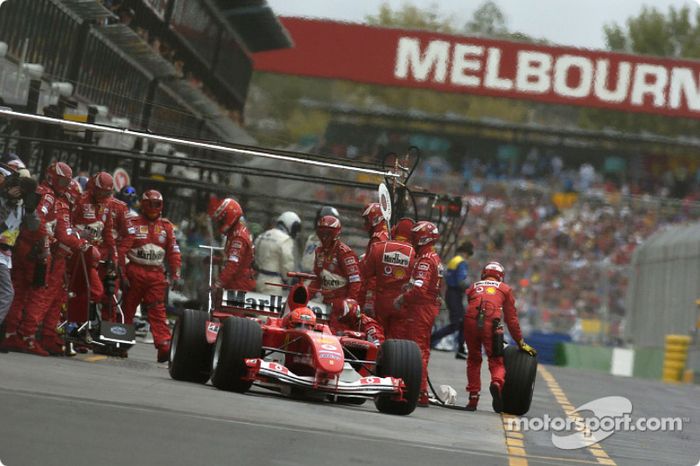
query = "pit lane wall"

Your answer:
(553, 342), (699, 383)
